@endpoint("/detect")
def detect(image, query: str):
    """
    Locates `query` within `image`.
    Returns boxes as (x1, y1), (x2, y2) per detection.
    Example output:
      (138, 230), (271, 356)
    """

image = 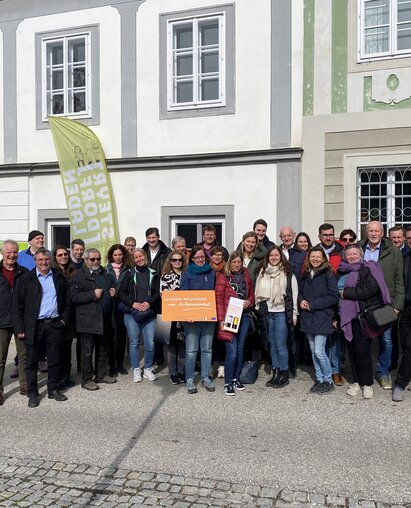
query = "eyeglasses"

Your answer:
(56, 253), (68, 257)
(193, 256), (205, 261)
(88, 257), (101, 262)
(320, 233), (334, 238)
(171, 258), (183, 263)
(342, 237), (355, 242)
